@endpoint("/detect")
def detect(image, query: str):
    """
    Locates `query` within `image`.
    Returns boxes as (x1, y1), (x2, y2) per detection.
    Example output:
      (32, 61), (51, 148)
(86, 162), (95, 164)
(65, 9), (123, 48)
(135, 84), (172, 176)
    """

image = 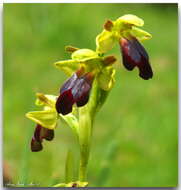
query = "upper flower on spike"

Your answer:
(96, 14), (151, 54)
(96, 14), (153, 79)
